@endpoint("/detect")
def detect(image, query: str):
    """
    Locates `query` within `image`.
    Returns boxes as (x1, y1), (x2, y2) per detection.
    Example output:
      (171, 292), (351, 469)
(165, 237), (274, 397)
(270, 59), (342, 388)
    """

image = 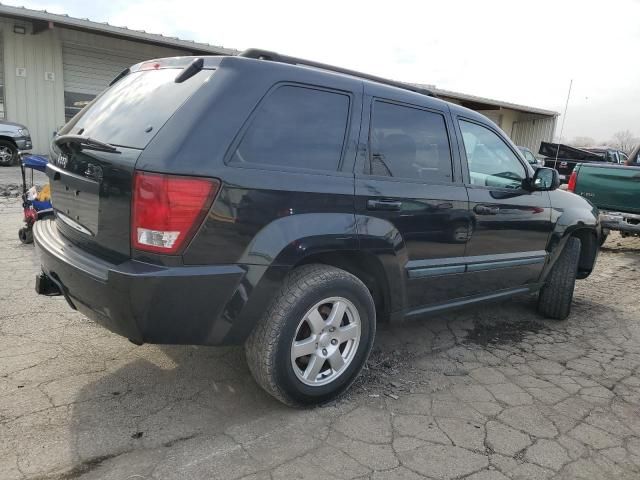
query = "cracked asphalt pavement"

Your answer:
(2, 194), (640, 480)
